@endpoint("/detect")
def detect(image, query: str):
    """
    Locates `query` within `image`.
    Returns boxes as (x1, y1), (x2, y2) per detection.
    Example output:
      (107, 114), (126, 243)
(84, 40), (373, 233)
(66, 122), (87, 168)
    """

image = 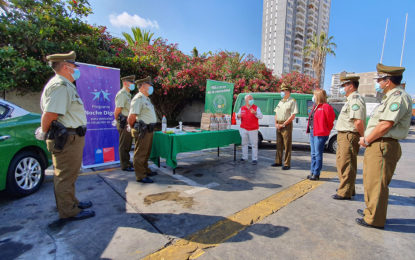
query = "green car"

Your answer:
(0, 99), (52, 196)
